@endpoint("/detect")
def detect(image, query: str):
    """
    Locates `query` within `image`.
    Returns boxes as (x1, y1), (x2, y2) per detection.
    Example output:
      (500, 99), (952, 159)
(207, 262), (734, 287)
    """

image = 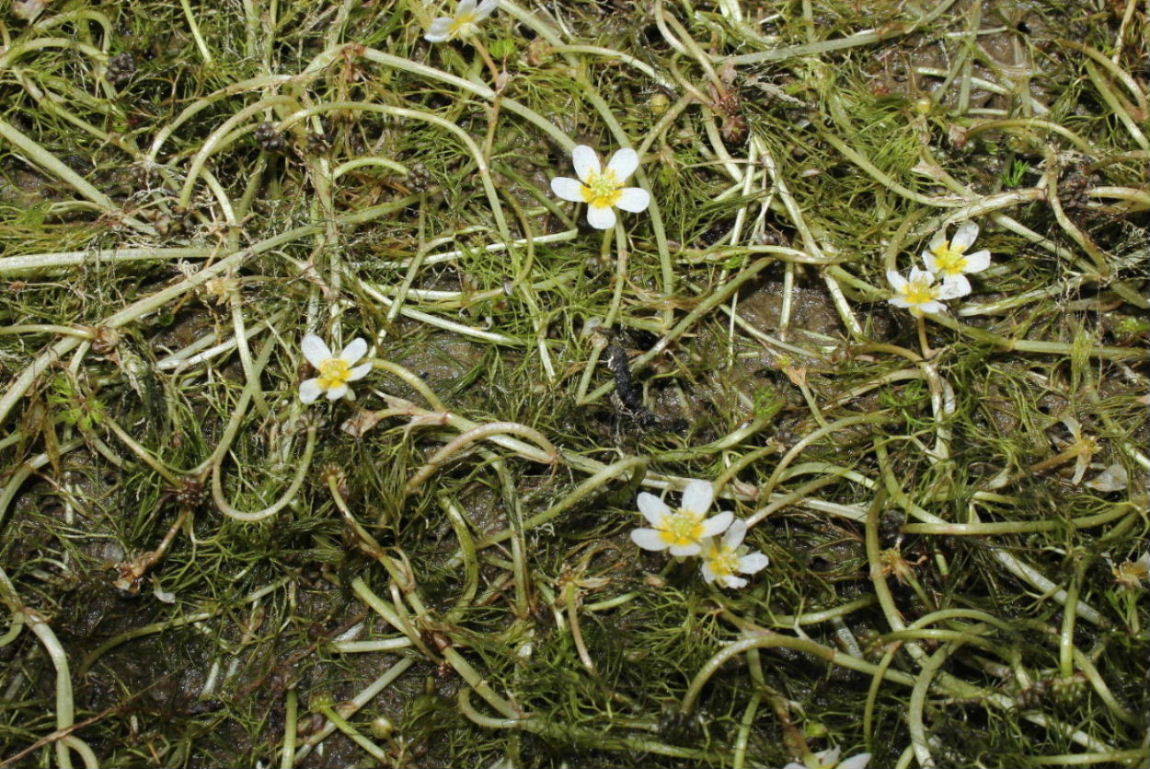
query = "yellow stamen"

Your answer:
(658, 509), (705, 547)
(317, 357), (352, 391)
(449, 12), (478, 36)
(705, 548), (740, 579)
(901, 277), (937, 306)
(581, 169), (623, 209)
(931, 240), (969, 275)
